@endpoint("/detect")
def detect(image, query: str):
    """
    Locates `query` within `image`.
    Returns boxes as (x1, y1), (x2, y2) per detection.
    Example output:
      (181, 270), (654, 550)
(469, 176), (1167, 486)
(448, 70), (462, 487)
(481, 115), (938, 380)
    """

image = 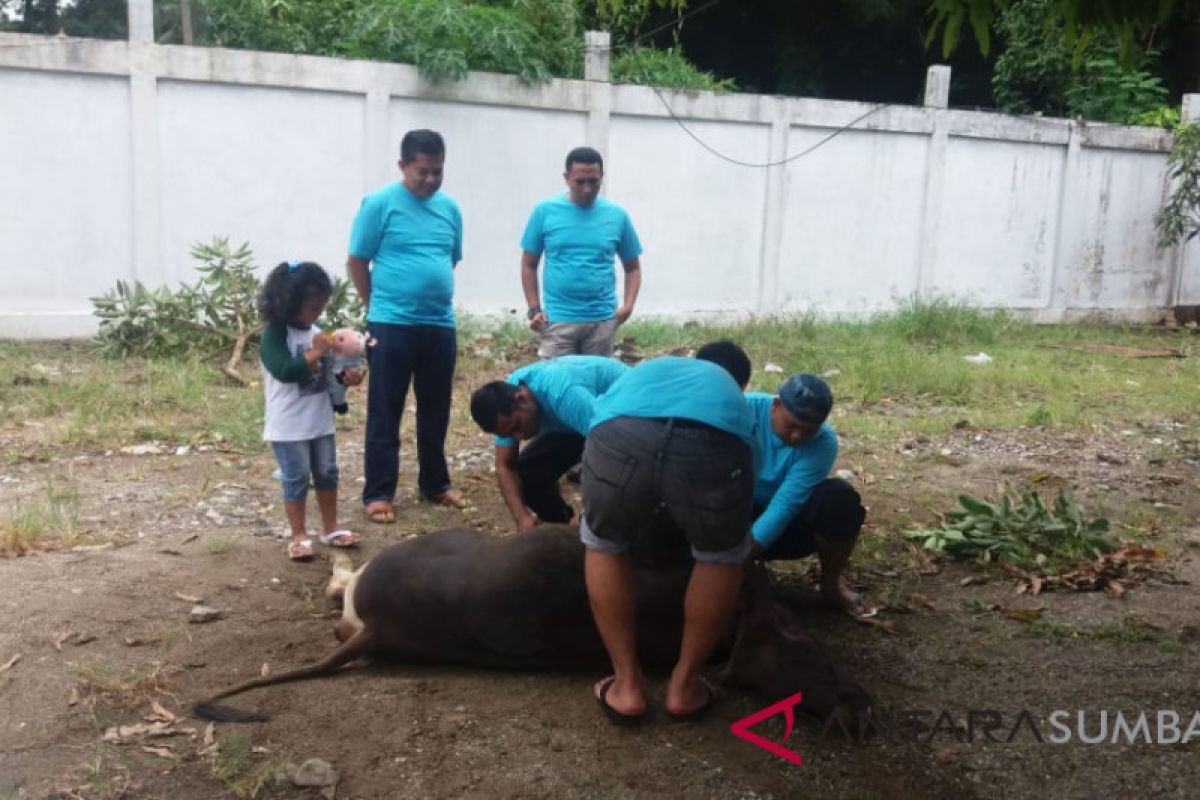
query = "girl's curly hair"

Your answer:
(257, 261), (332, 325)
